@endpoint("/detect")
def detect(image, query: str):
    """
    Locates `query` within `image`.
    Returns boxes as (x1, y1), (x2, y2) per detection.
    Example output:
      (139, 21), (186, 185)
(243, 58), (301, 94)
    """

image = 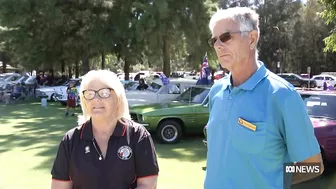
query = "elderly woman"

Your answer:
(51, 70), (159, 189)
